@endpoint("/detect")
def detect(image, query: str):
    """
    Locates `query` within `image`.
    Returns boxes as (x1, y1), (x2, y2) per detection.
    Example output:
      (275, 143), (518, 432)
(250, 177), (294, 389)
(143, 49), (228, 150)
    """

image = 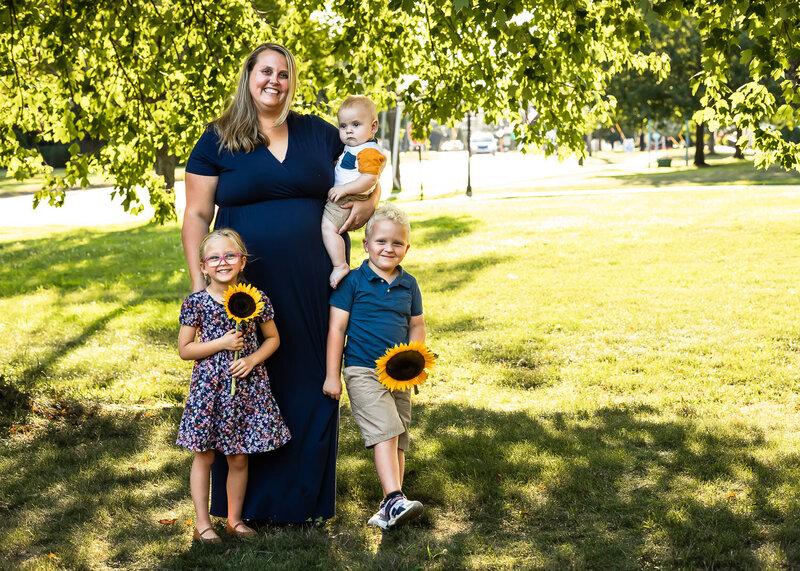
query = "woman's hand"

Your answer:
(337, 199), (374, 233)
